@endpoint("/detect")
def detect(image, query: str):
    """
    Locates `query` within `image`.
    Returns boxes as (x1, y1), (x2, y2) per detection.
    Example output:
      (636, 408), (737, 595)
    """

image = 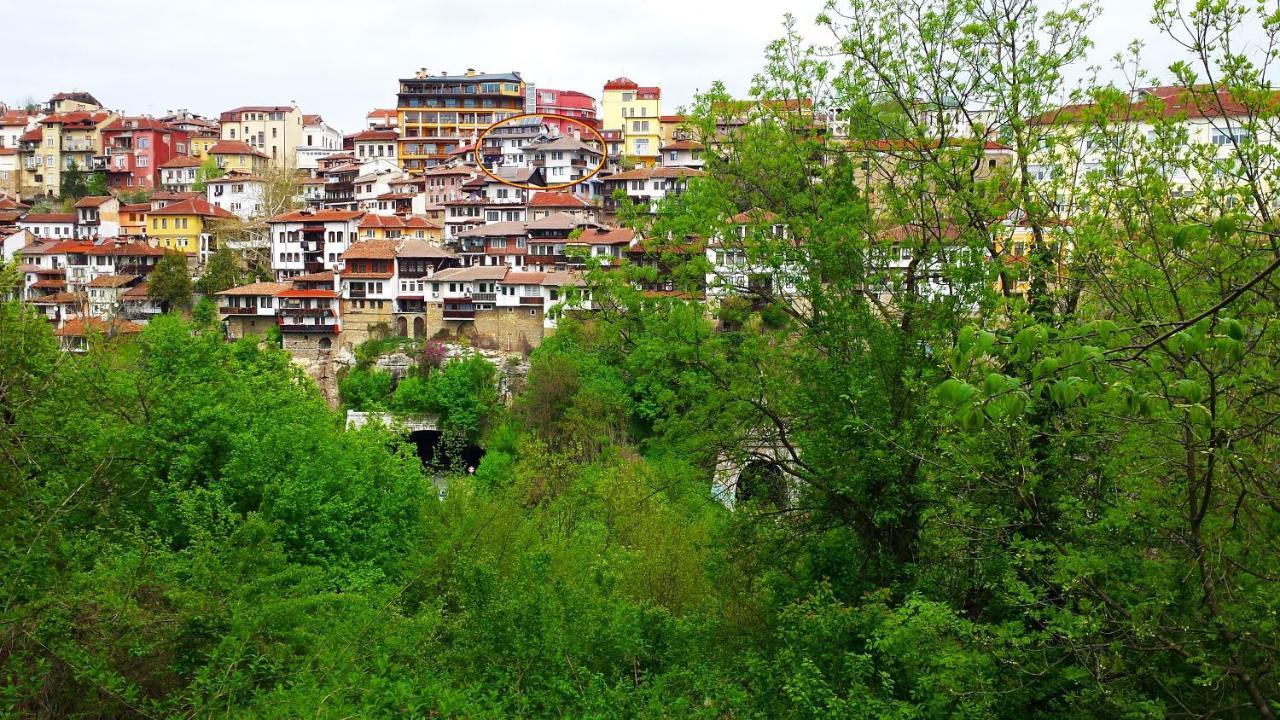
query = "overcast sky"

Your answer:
(5, 1), (1266, 133)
